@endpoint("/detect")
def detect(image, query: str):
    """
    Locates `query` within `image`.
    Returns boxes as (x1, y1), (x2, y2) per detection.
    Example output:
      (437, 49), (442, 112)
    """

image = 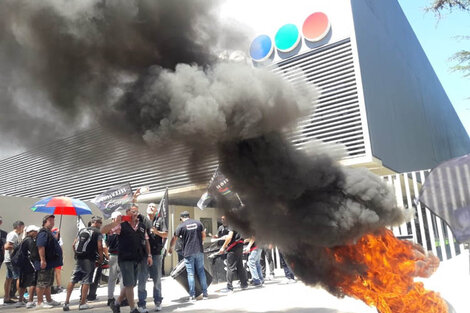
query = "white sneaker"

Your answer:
(137, 306), (149, 313)
(26, 302), (36, 309)
(47, 300), (61, 306)
(38, 302), (54, 309)
(155, 304), (162, 311)
(79, 303), (91, 310)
